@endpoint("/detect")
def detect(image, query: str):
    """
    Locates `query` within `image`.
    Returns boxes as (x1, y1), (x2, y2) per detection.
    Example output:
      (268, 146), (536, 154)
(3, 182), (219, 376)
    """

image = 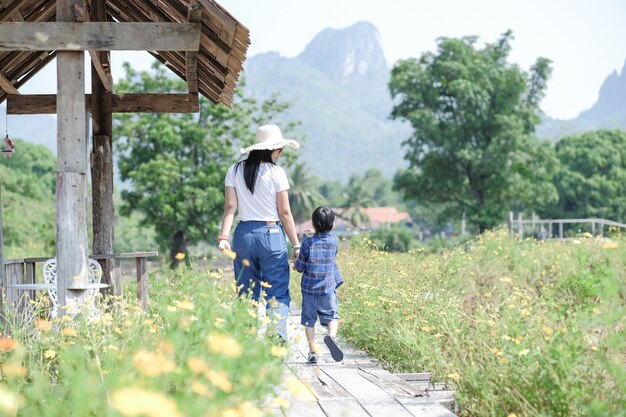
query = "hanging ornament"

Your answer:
(1, 134), (13, 158)
(1, 105), (13, 158)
